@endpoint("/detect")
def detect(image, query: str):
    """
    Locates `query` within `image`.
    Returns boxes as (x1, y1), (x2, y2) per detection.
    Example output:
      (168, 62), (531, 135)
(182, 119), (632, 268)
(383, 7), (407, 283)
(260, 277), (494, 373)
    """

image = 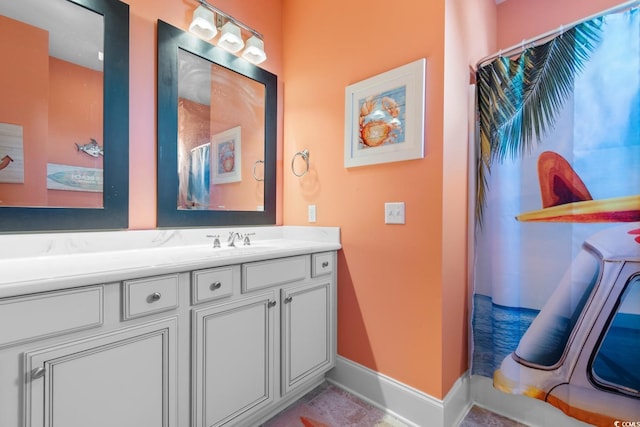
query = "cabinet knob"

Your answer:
(31, 367), (46, 380)
(284, 296), (293, 304)
(210, 281), (222, 290)
(322, 261), (329, 268)
(149, 292), (162, 302)
(268, 300), (277, 308)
